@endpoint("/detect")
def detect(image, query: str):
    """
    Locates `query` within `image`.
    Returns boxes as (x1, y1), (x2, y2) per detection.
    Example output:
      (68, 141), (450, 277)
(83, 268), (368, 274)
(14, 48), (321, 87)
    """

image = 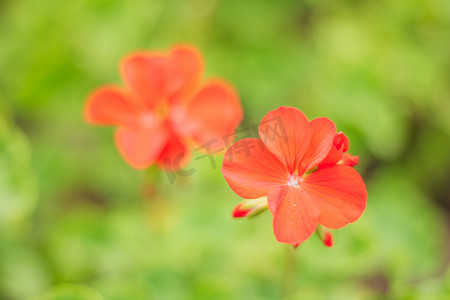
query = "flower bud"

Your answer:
(323, 230), (333, 247)
(319, 132), (350, 168)
(315, 225), (333, 247)
(231, 203), (252, 218)
(231, 197), (268, 218)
